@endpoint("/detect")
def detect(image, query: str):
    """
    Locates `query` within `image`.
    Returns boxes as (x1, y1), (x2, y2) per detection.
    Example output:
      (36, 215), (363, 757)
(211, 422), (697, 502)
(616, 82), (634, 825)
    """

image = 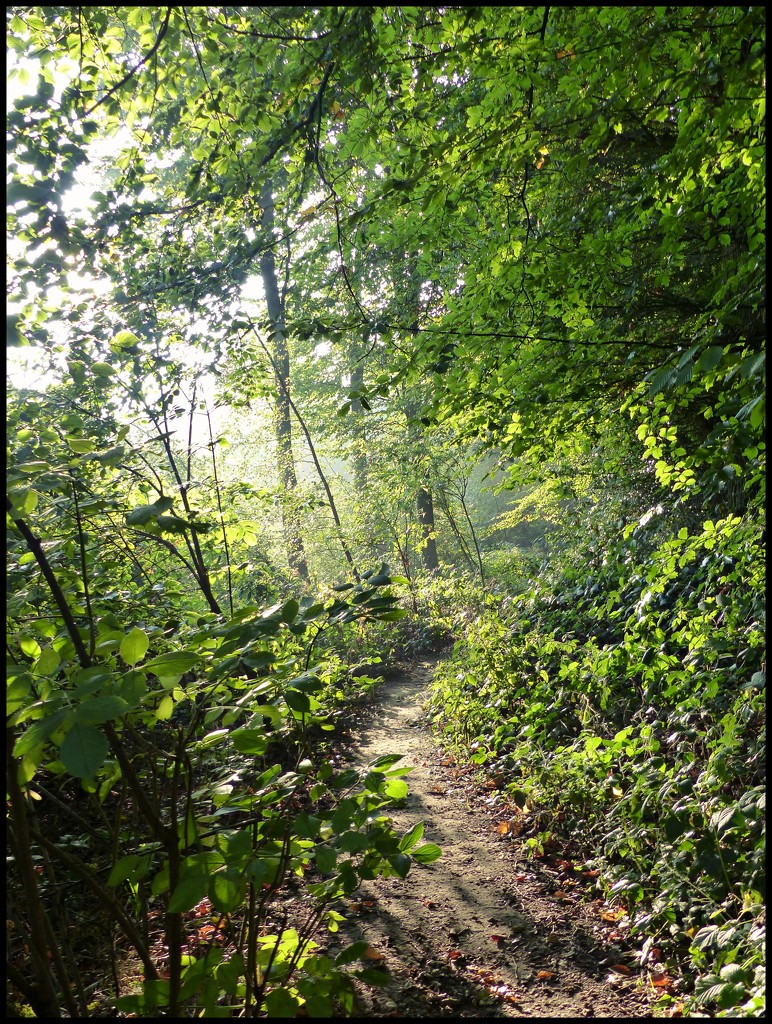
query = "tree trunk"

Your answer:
(349, 349), (368, 493)
(260, 178), (310, 583)
(416, 480), (439, 571)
